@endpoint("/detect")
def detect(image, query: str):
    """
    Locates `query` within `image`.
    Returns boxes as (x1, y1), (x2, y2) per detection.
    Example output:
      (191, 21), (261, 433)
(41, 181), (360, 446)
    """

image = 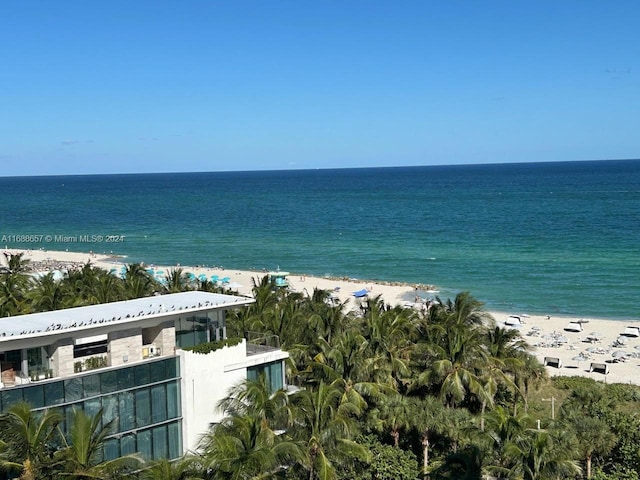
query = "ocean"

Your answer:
(1, 160), (638, 320)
